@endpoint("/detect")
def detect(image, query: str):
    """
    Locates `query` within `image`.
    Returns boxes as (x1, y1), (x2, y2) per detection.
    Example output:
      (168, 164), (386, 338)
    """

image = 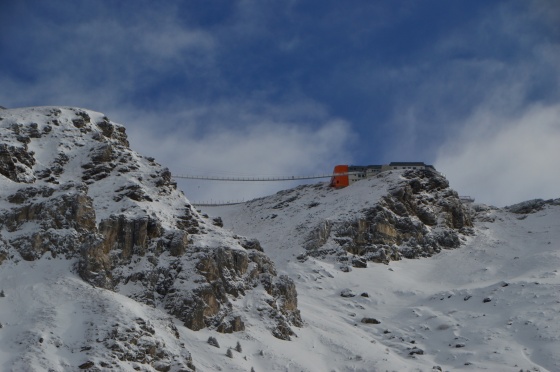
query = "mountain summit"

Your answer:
(211, 167), (473, 269)
(0, 107), (301, 371)
(205, 161), (560, 371)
